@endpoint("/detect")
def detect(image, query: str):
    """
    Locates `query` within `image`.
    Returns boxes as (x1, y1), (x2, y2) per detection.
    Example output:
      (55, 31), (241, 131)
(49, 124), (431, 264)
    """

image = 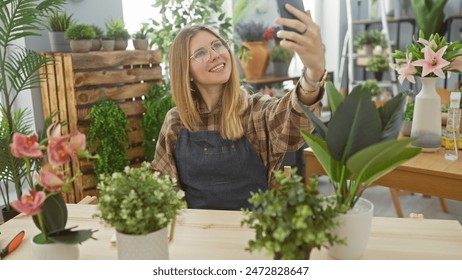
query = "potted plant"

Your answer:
(0, 0), (66, 223)
(401, 99), (414, 137)
(298, 82), (421, 259)
(90, 24), (104, 51)
(47, 10), (74, 52)
(269, 46), (294, 76)
(242, 169), (345, 259)
(132, 22), (151, 50)
(234, 20), (270, 80)
(365, 55), (389, 80)
(101, 32), (115, 51)
(95, 162), (185, 260)
(105, 17), (130, 50)
(354, 29), (386, 54)
(64, 23), (96, 52)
